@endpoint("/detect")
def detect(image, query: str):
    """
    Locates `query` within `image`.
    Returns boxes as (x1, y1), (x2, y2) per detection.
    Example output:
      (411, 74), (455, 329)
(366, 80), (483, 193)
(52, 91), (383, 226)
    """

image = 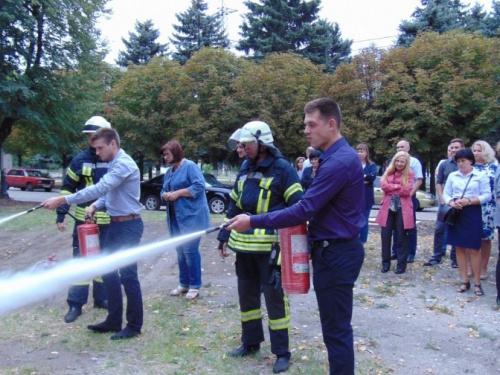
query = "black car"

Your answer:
(140, 173), (233, 214)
